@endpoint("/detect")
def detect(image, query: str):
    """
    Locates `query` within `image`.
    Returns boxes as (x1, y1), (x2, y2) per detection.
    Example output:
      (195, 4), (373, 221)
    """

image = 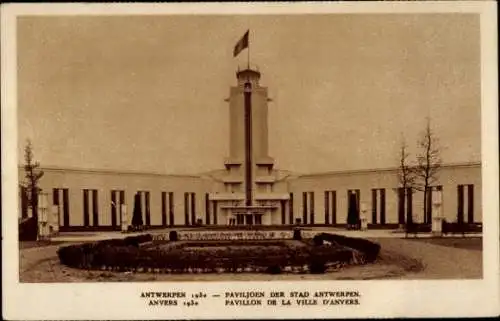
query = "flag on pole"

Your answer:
(233, 30), (249, 57)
